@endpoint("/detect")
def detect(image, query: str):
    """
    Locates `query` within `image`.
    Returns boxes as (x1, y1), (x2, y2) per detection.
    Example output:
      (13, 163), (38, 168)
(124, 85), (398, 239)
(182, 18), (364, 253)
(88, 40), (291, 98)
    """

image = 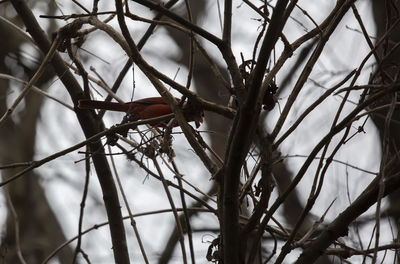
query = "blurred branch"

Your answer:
(3, 0), (396, 262)
(0, 73), (75, 111)
(0, 15), (35, 43)
(72, 150), (91, 264)
(273, 69), (356, 148)
(5, 189), (27, 264)
(221, 0), (290, 262)
(109, 145), (150, 264)
(222, 0), (232, 43)
(131, 0), (244, 98)
(43, 207), (213, 264)
(270, 0), (355, 141)
(100, 0), (180, 118)
(131, 0), (222, 46)
(75, 16), (235, 118)
(0, 114), (175, 187)
(5, 4), (131, 262)
(115, 0), (219, 174)
(0, 34), (60, 126)
(260, 0), (345, 99)
(296, 170), (400, 264)
(153, 157), (188, 263)
(251, 79), (400, 262)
